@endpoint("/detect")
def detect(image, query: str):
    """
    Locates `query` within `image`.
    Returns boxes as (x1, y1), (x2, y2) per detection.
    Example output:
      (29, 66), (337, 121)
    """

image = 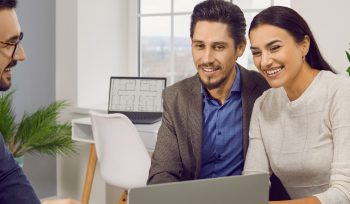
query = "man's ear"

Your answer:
(237, 39), (246, 57)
